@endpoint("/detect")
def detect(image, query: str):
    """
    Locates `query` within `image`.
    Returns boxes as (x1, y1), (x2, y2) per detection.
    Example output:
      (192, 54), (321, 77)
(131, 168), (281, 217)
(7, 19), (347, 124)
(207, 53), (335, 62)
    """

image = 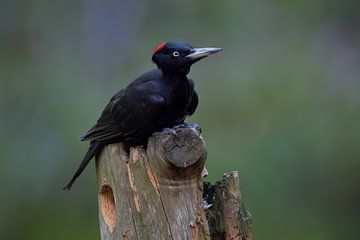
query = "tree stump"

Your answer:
(96, 125), (252, 240)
